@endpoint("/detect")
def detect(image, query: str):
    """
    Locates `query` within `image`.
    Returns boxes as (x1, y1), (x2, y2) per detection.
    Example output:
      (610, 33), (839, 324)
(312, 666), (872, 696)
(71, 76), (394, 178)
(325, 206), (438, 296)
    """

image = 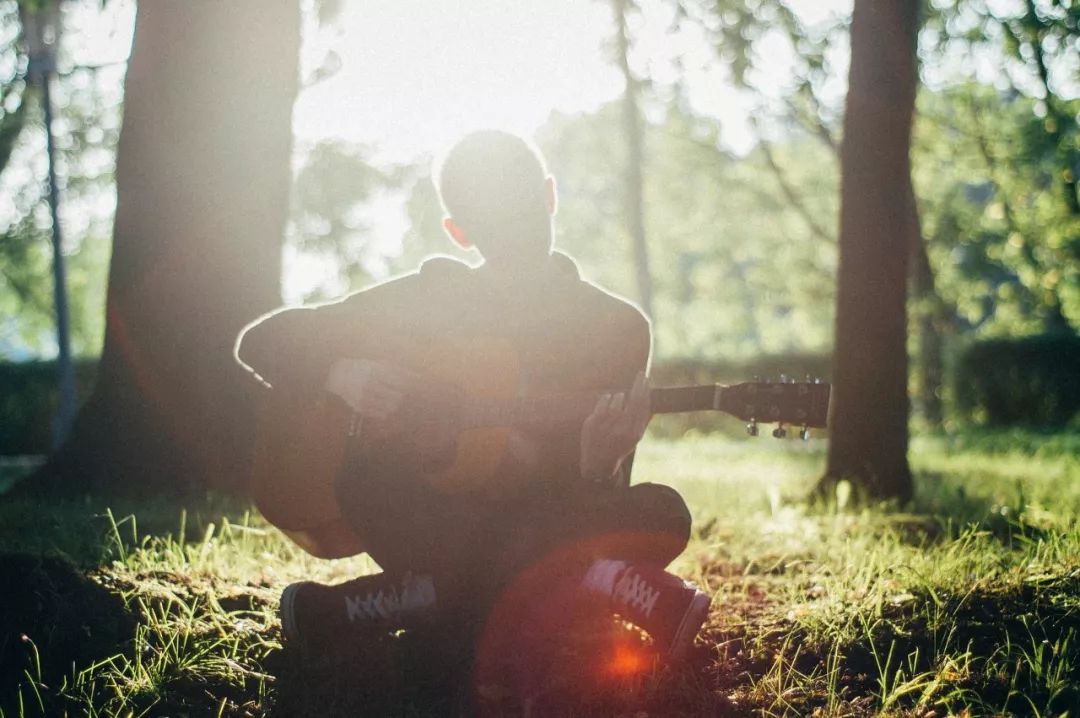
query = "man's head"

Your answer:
(435, 130), (557, 265)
